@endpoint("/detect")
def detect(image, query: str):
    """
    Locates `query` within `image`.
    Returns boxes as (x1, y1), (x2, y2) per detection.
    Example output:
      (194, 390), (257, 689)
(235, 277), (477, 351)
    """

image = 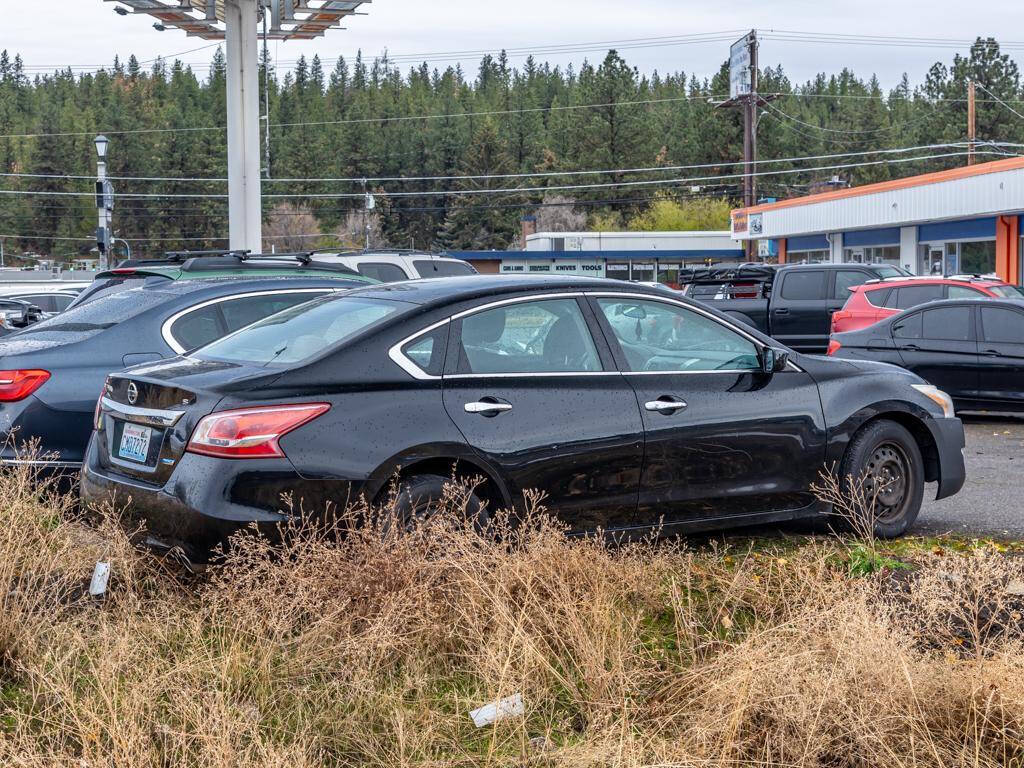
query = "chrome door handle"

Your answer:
(644, 398), (687, 413)
(464, 401), (512, 415)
